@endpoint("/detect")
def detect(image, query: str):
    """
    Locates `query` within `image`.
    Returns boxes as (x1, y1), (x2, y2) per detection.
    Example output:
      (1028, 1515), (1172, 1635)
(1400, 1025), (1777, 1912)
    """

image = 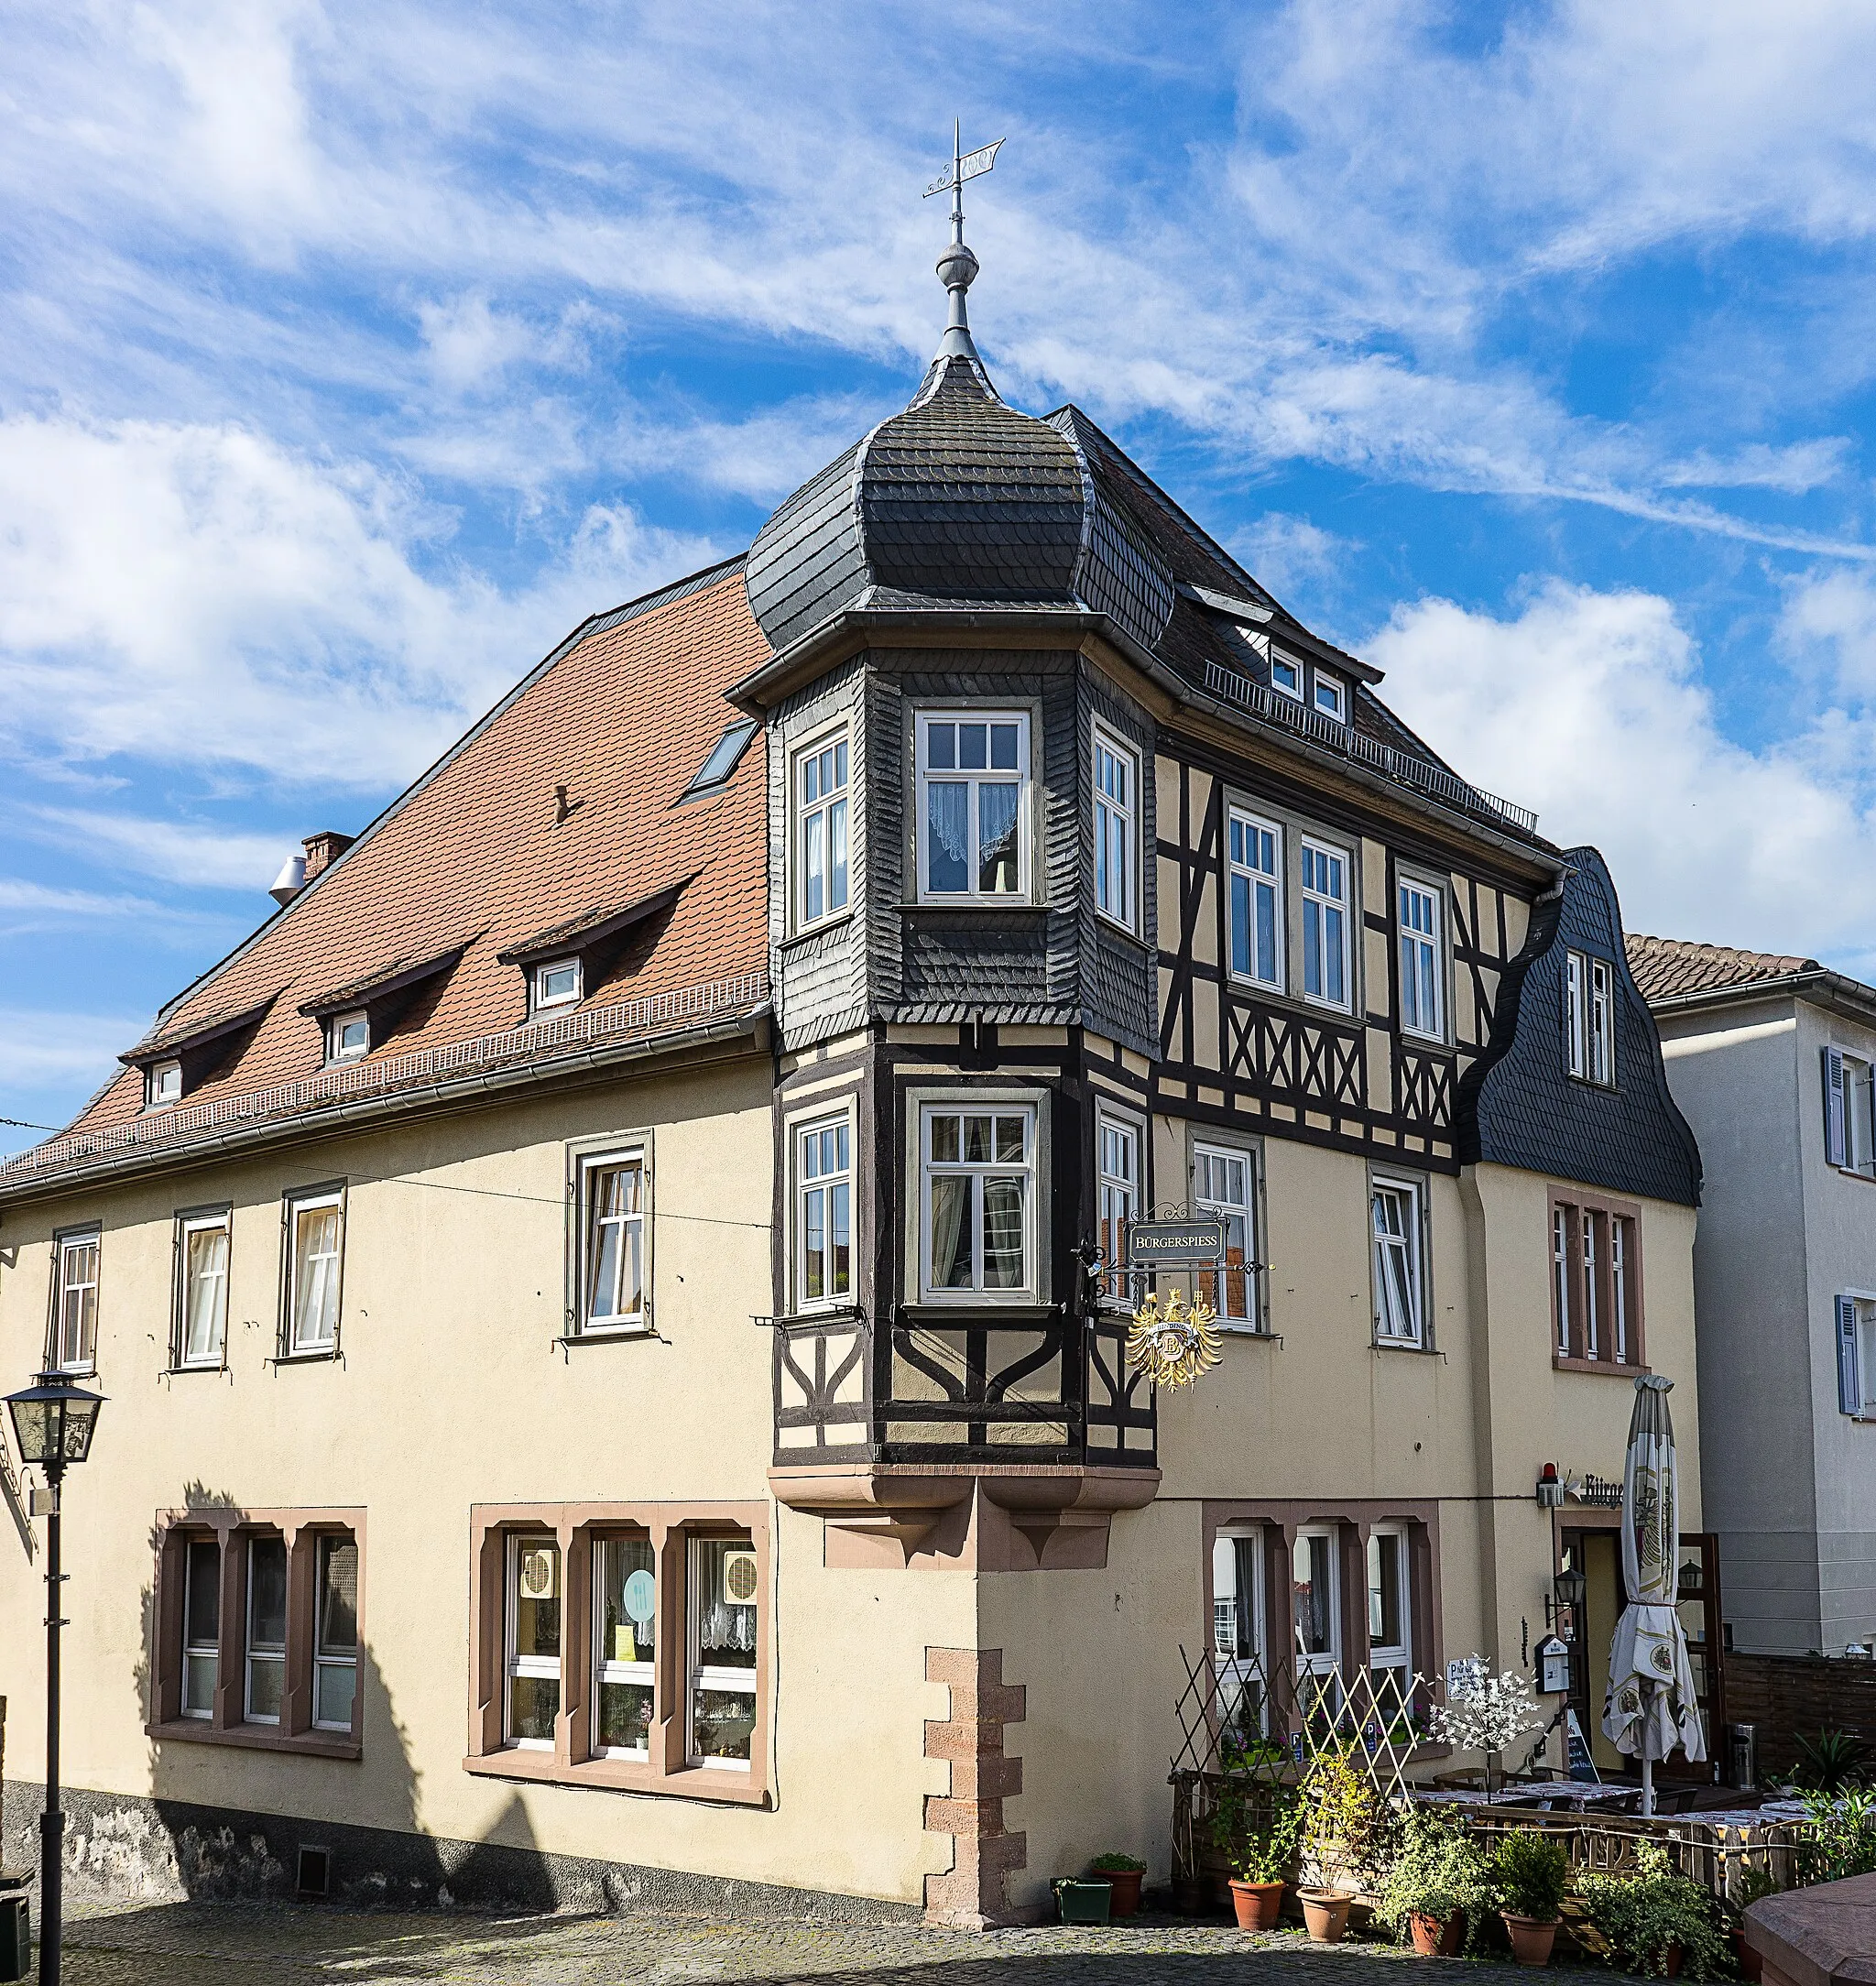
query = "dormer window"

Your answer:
(1313, 674), (1347, 724)
(328, 1011), (369, 1064)
(1270, 652), (1303, 701)
(147, 1060), (182, 1109)
(535, 959), (582, 1011)
(1565, 950), (1615, 1086)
